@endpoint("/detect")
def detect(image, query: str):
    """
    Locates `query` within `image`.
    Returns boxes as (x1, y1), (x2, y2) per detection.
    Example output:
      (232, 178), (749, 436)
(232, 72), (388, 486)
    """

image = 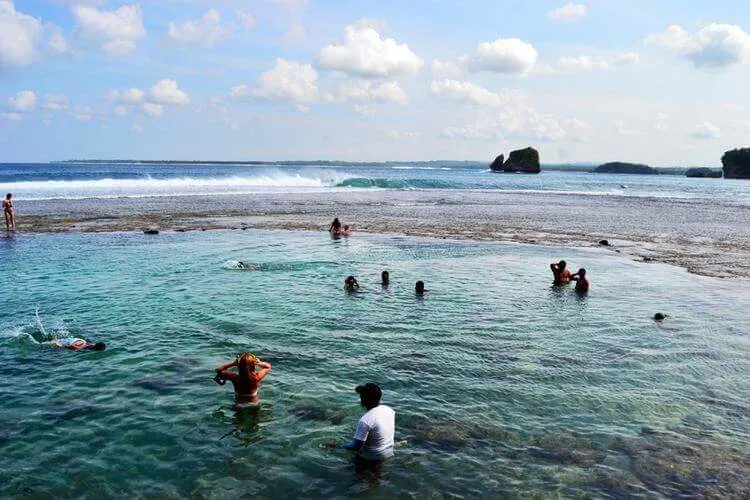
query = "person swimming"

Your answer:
(654, 312), (666, 322)
(45, 337), (106, 351)
(415, 280), (427, 295)
(550, 260), (571, 285)
(570, 268), (589, 294)
(381, 270), (390, 286)
(214, 353), (271, 404)
(344, 275), (361, 291)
